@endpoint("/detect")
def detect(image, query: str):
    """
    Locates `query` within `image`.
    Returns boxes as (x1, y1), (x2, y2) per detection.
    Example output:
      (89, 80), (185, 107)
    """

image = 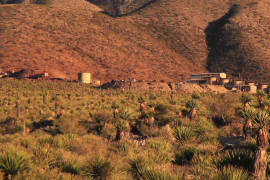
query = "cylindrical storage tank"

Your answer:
(78, 73), (91, 83)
